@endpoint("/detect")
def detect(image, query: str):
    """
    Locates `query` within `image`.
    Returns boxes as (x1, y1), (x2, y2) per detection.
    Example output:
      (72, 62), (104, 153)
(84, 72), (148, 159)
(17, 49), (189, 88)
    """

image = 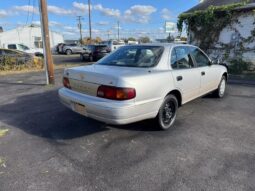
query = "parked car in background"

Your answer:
(62, 44), (84, 55)
(80, 45), (110, 62)
(55, 43), (66, 54)
(0, 48), (38, 64)
(100, 40), (125, 51)
(59, 44), (228, 130)
(6, 43), (44, 57)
